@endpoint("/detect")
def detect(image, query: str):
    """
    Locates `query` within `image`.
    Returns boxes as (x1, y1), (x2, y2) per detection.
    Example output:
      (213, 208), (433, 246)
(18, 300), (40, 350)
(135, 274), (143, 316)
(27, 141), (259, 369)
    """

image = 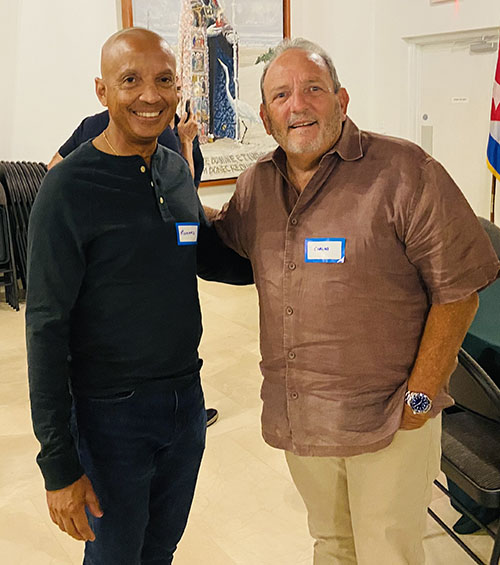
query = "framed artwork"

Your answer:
(121, 0), (291, 185)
